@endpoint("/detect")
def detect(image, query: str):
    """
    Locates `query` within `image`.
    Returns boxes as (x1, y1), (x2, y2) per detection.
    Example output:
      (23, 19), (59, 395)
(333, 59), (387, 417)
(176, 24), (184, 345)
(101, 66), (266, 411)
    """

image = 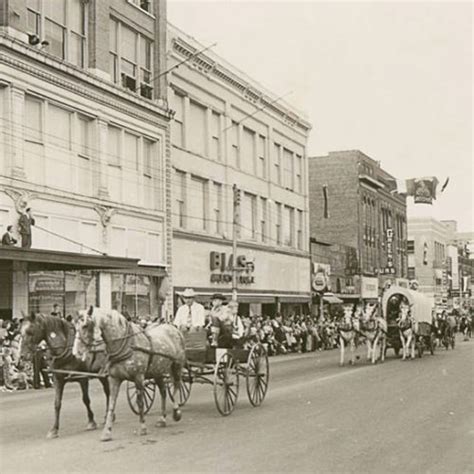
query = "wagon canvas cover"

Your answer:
(382, 286), (433, 324)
